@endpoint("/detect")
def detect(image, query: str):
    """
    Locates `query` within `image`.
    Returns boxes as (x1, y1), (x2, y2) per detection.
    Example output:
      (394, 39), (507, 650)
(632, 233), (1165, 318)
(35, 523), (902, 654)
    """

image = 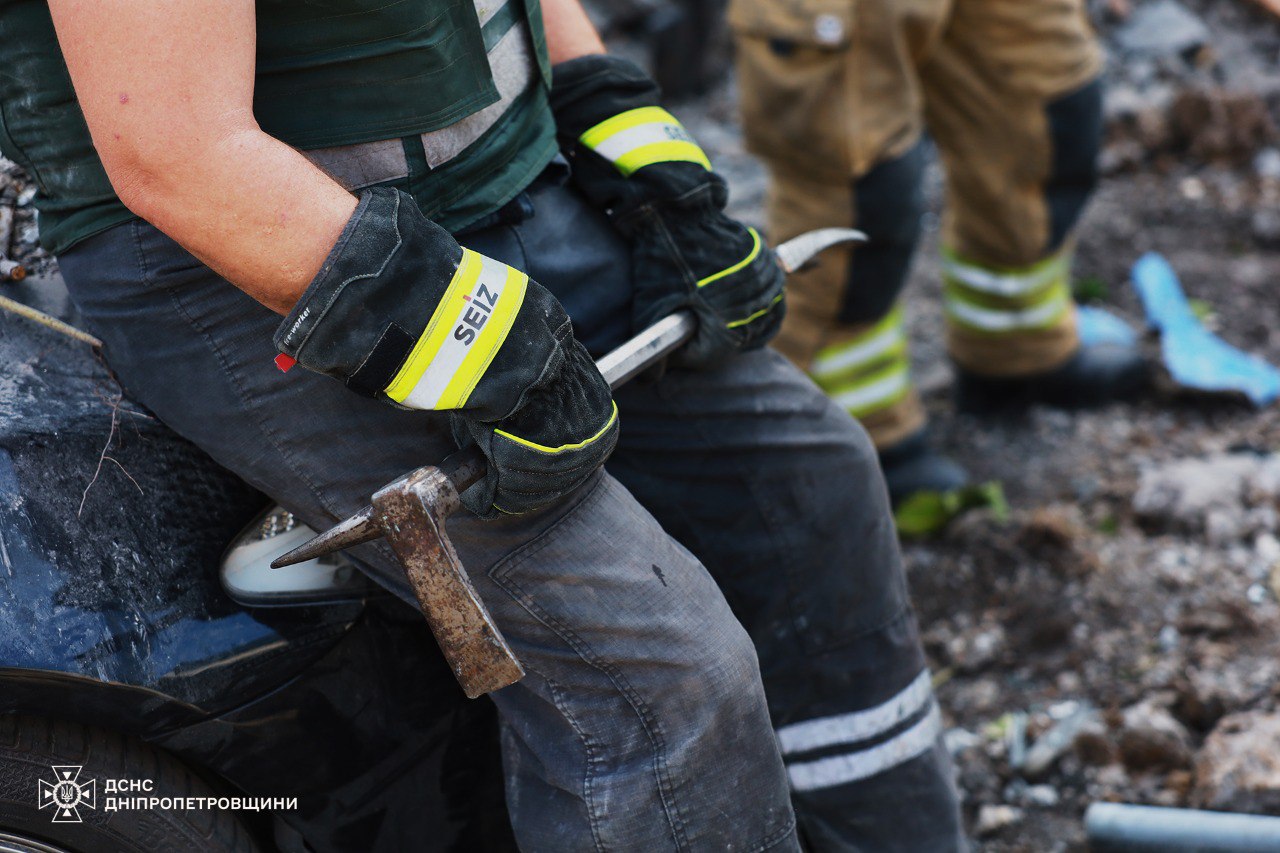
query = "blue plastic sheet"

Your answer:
(1131, 252), (1280, 406)
(1077, 305), (1138, 348)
